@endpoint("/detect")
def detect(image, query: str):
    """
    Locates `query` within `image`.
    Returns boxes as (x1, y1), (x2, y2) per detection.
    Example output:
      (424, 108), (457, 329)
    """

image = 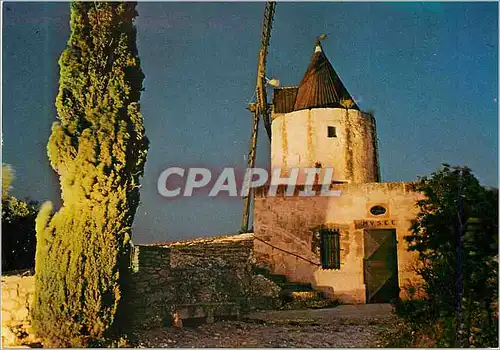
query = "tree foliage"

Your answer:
(405, 164), (498, 347)
(2, 164), (39, 271)
(2, 163), (14, 197)
(32, 2), (148, 347)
